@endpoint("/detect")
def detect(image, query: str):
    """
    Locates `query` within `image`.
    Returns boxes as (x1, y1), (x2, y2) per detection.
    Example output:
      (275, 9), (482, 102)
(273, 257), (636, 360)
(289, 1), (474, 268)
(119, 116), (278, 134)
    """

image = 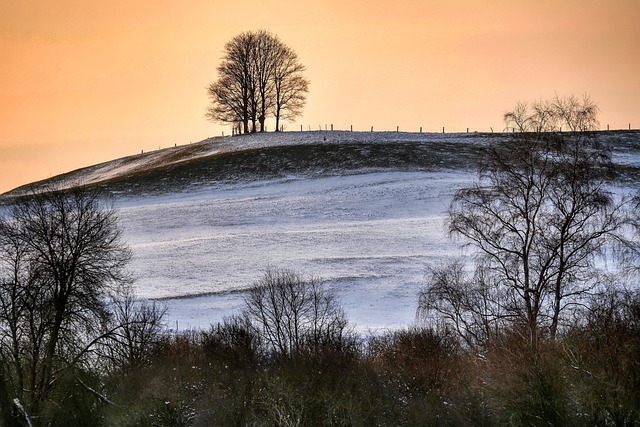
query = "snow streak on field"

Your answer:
(117, 171), (475, 332)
